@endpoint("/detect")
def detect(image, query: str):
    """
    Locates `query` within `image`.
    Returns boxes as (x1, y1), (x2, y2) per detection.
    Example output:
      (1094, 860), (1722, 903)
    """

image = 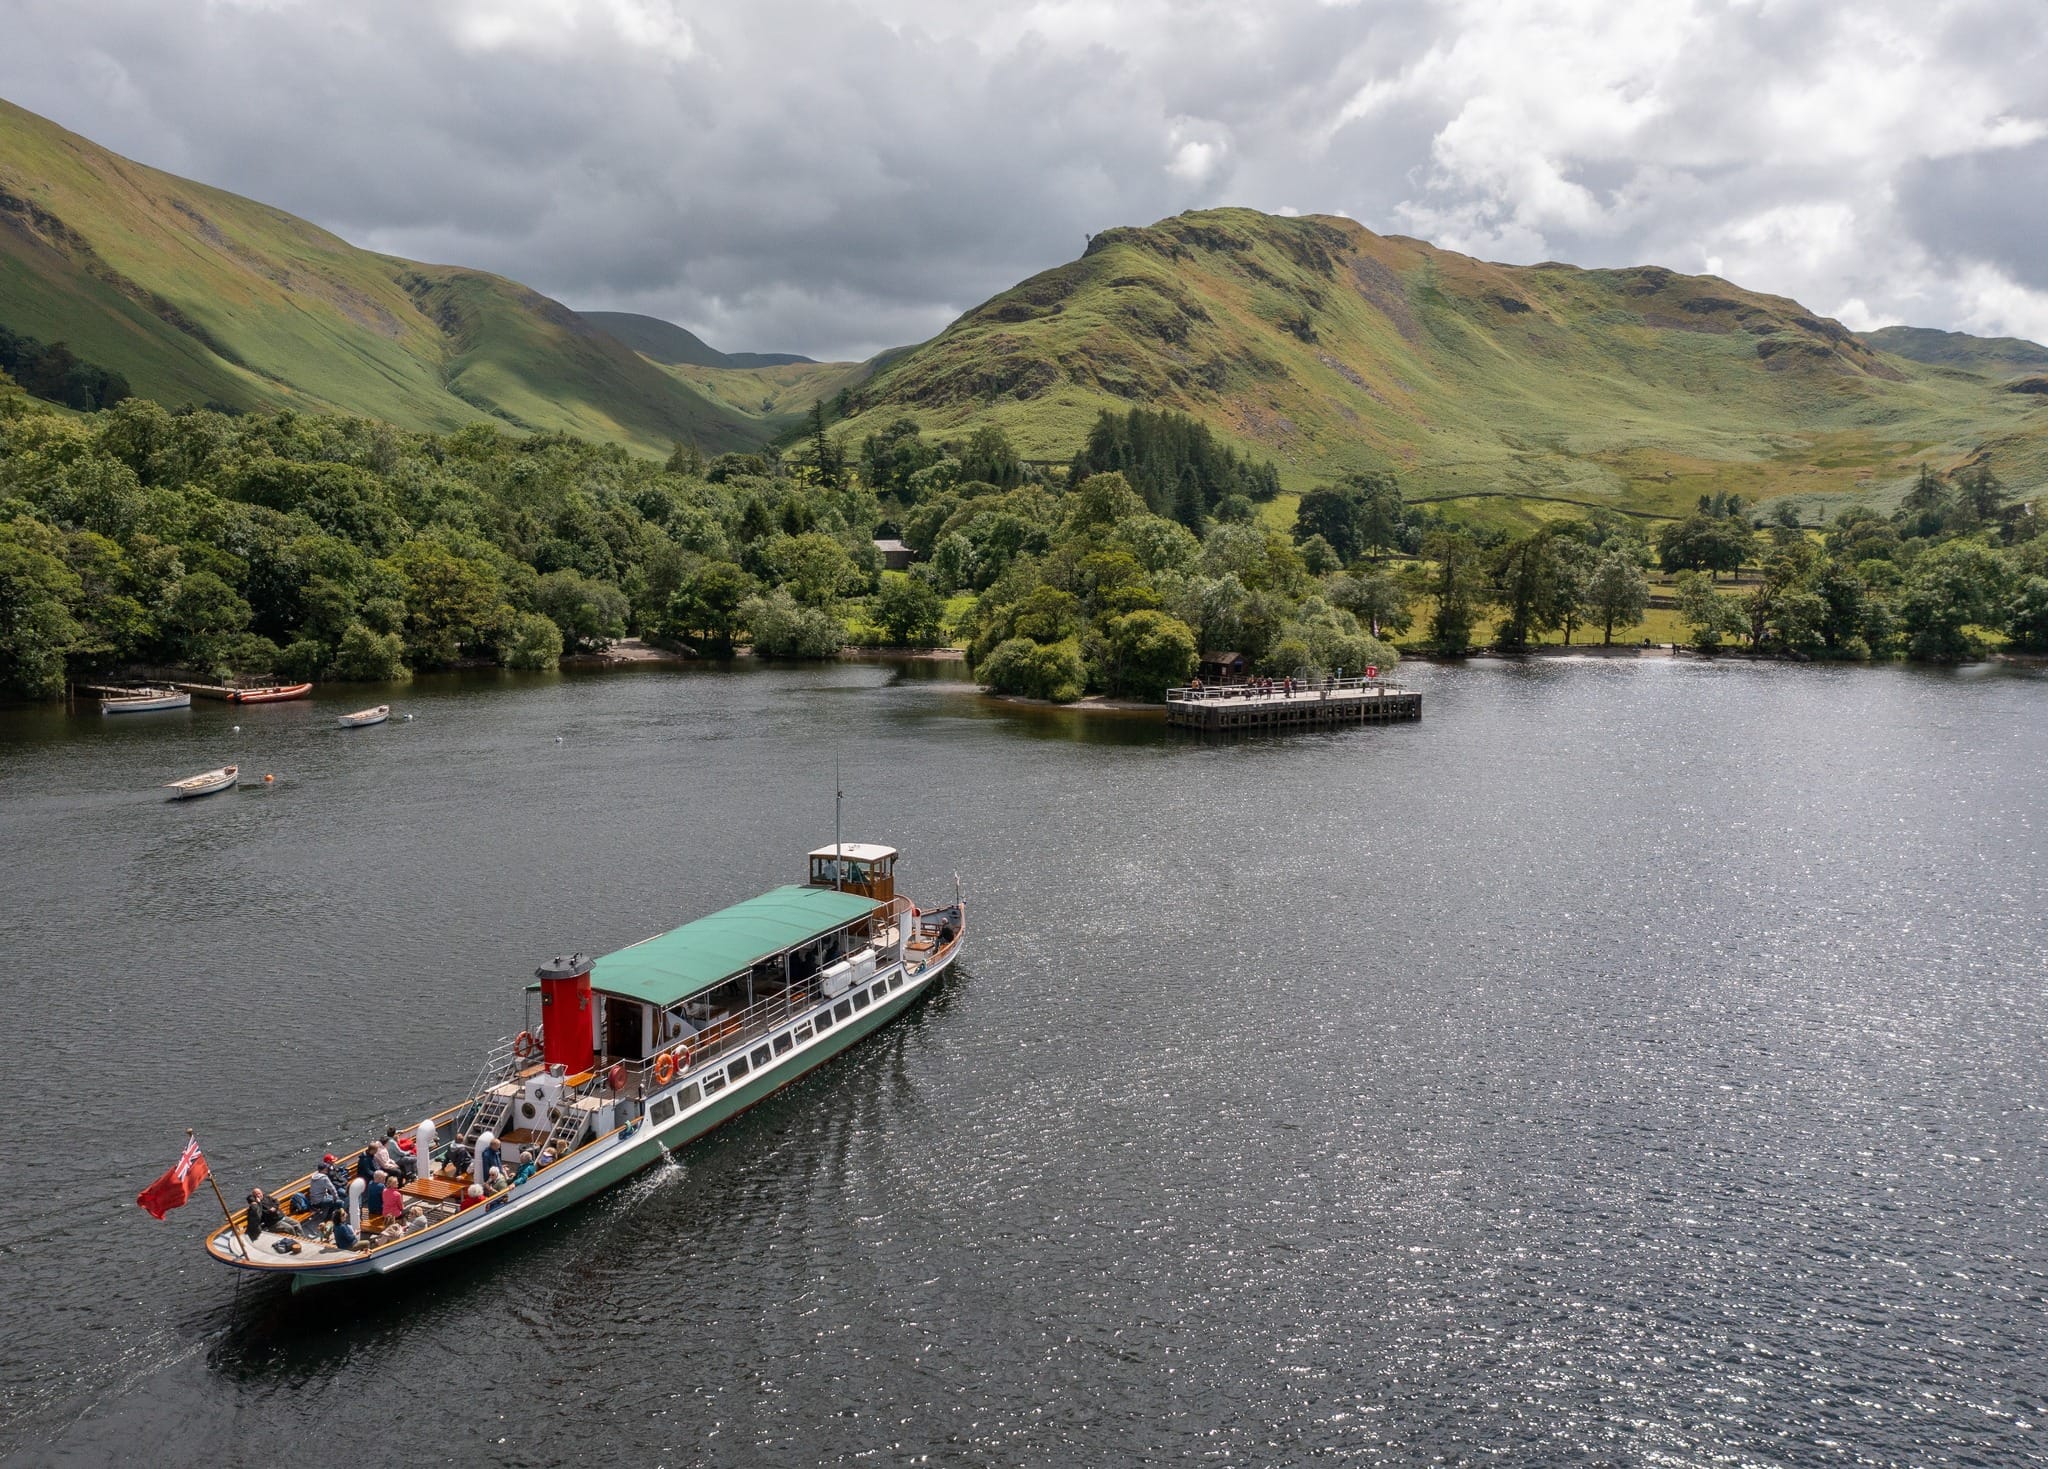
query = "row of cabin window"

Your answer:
(646, 971), (910, 1125)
